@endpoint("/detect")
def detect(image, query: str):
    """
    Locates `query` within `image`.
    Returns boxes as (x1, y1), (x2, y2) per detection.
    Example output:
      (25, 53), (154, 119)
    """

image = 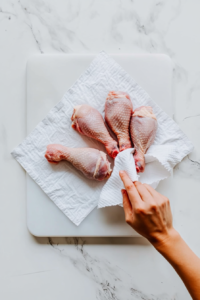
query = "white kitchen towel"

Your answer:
(12, 52), (193, 226)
